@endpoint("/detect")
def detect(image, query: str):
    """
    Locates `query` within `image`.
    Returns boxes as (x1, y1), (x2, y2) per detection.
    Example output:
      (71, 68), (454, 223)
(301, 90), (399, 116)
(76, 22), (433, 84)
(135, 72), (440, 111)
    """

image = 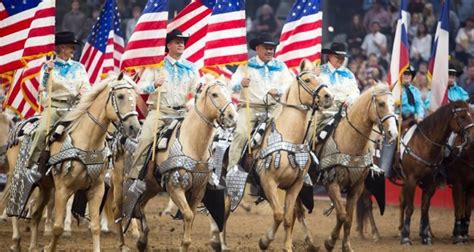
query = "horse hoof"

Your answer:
(62, 230), (71, 238)
(120, 245), (131, 252)
(453, 235), (464, 245)
(209, 240), (222, 252)
(10, 245), (20, 252)
(341, 245), (354, 252)
(421, 237), (432, 245)
(462, 235), (469, 243)
(373, 234), (381, 243)
(137, 240), (147, 252)
(400, 237), (412, 245)
(323, 239), (334, 252)
(305, 237), (319, 252)
(258, 238), (269, 250)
